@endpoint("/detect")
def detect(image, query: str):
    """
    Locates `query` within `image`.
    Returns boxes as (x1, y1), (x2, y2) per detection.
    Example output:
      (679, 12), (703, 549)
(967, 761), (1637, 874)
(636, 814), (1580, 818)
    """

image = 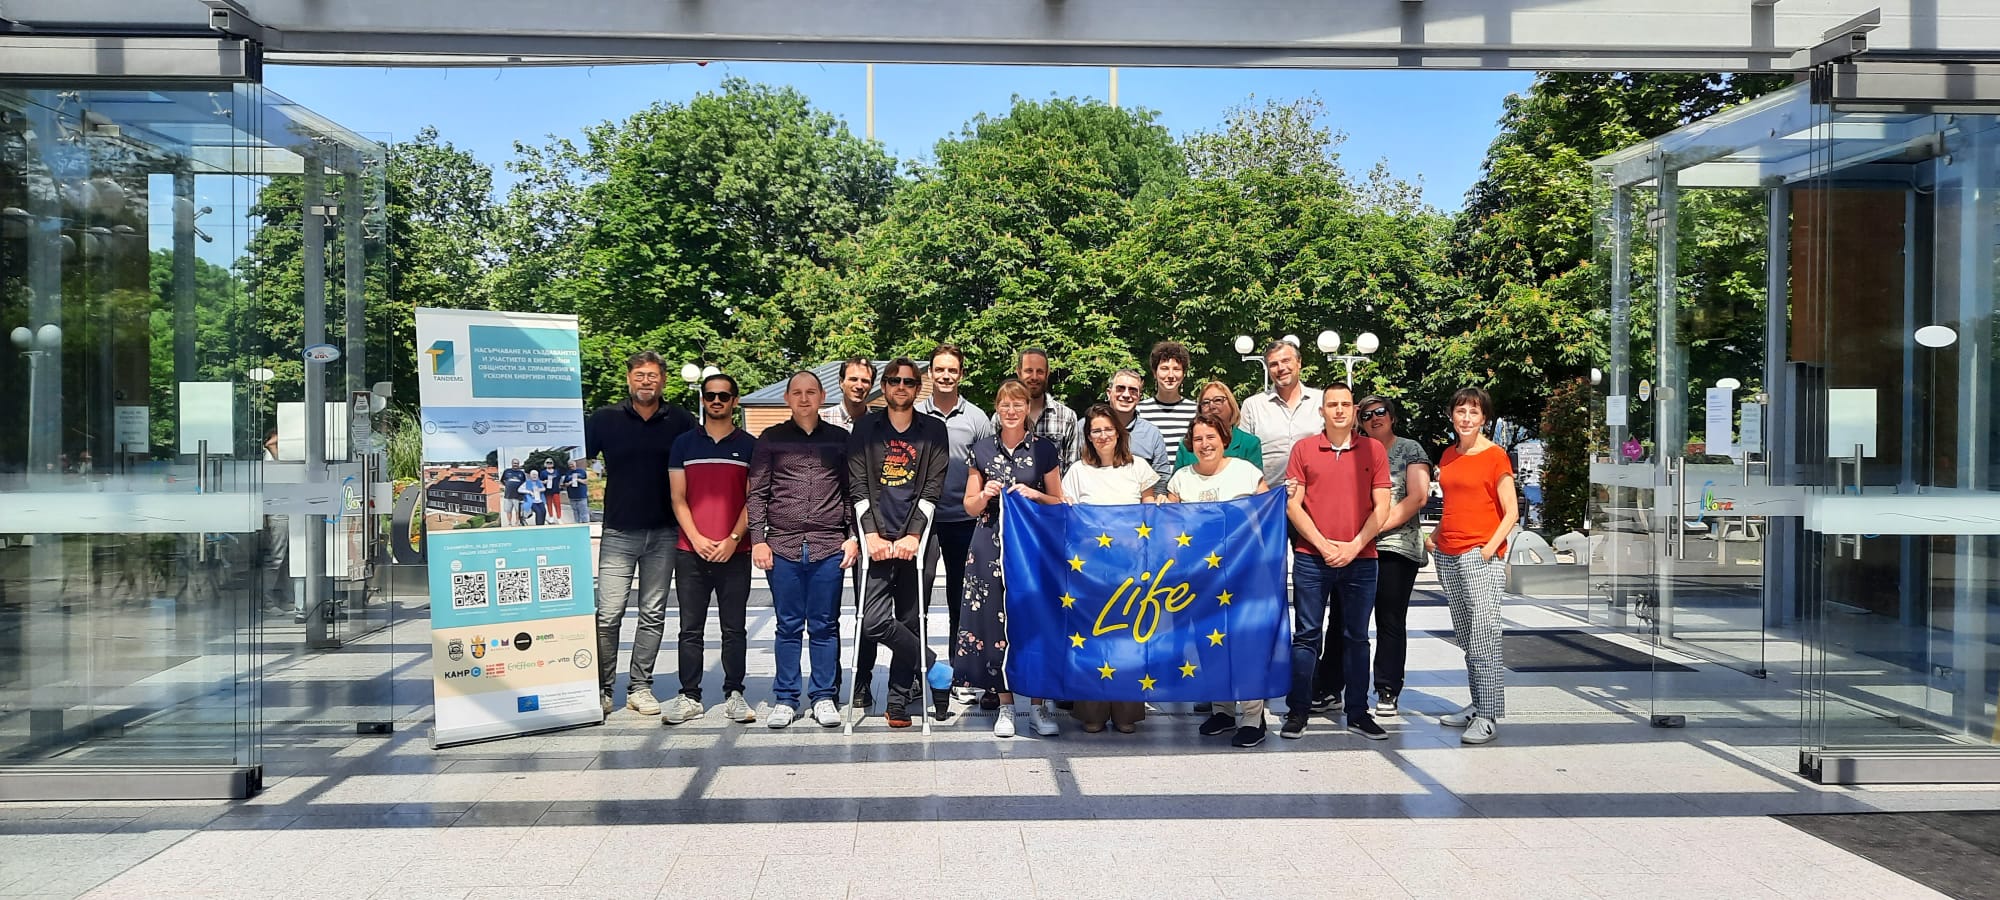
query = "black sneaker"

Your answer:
(1198, 712), (1236, 736)
(1375, 691), (1399, 716)
(979, 691), (1001, 711)
(1310, 693), (1342, 714)
(1280, 714), (1308, 740)
(1231, 725), (1267, 748)
(1349, 715), (1389, 741)
(851, 678), (873, 712)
